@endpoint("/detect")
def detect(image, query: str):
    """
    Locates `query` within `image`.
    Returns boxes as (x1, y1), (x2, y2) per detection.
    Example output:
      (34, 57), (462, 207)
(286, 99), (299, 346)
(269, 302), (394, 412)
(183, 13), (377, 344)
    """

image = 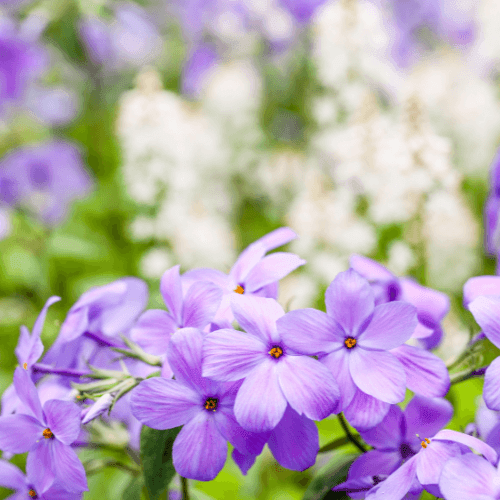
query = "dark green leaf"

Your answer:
(140, 426), (181, 500)
(122, 476), (145, 500)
